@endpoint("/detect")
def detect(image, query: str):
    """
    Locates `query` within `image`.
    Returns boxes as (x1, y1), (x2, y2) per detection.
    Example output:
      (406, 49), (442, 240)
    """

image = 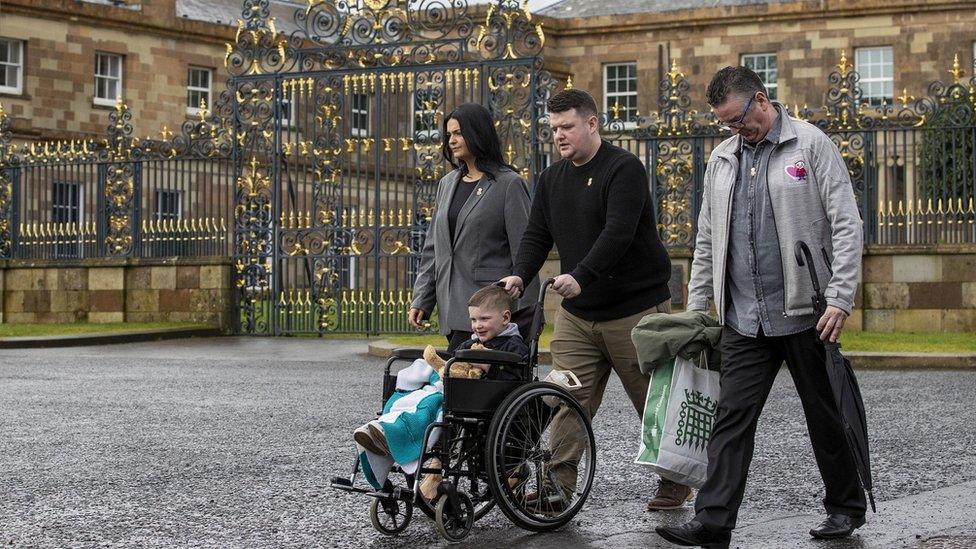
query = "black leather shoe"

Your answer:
(809, 513), (866, 539)
(656, 520), (731, 548)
